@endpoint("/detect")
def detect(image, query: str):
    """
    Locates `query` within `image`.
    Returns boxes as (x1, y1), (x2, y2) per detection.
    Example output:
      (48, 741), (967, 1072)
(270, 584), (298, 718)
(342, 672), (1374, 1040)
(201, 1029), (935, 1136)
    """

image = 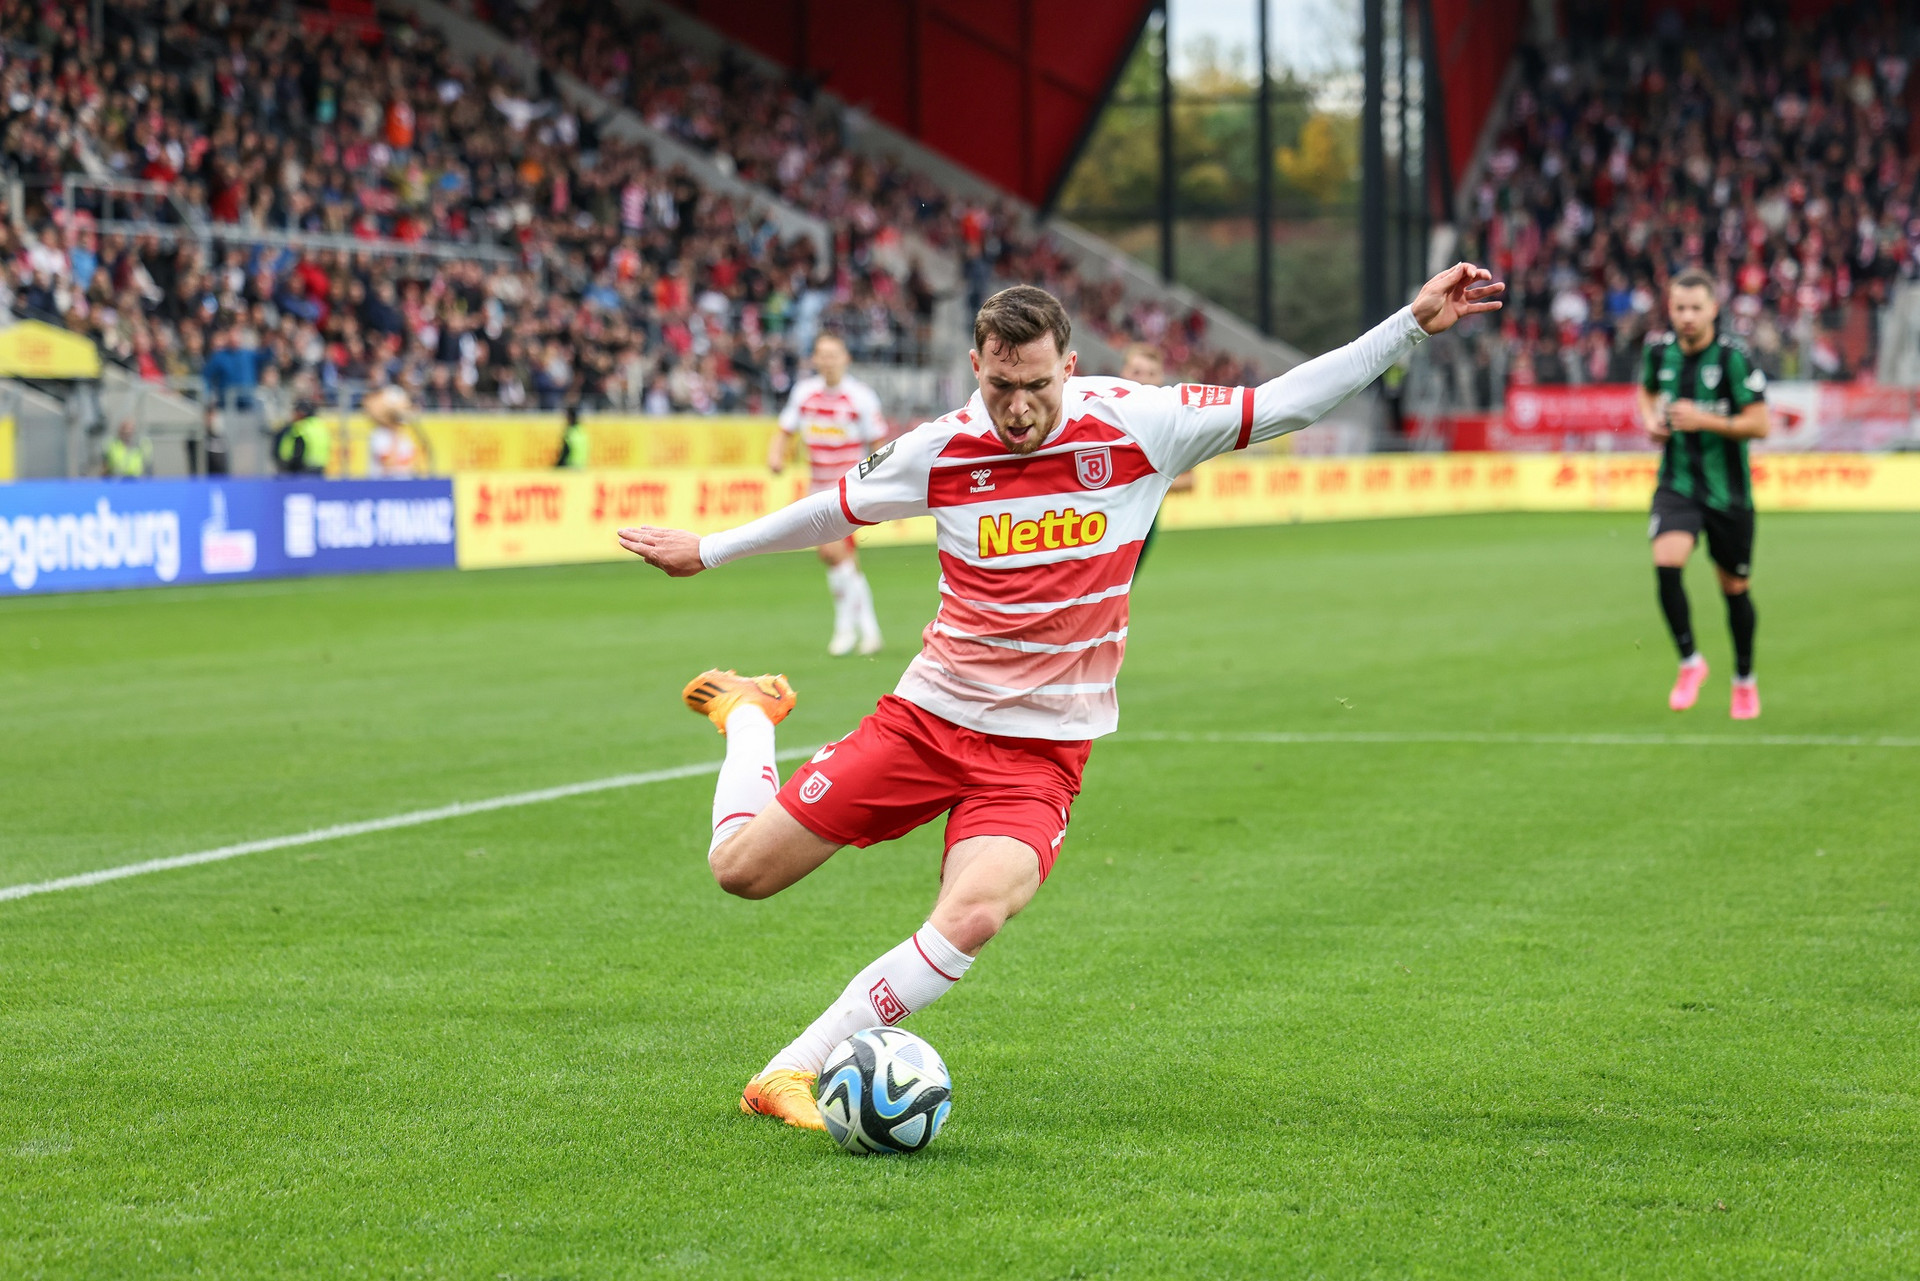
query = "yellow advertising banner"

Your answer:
(454, 454), (1920, 570)
(0, 416), (13, 481)
(0, 321), (101, 379)
(455, 469), (813, 568)
(337, 414), (783, 477)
